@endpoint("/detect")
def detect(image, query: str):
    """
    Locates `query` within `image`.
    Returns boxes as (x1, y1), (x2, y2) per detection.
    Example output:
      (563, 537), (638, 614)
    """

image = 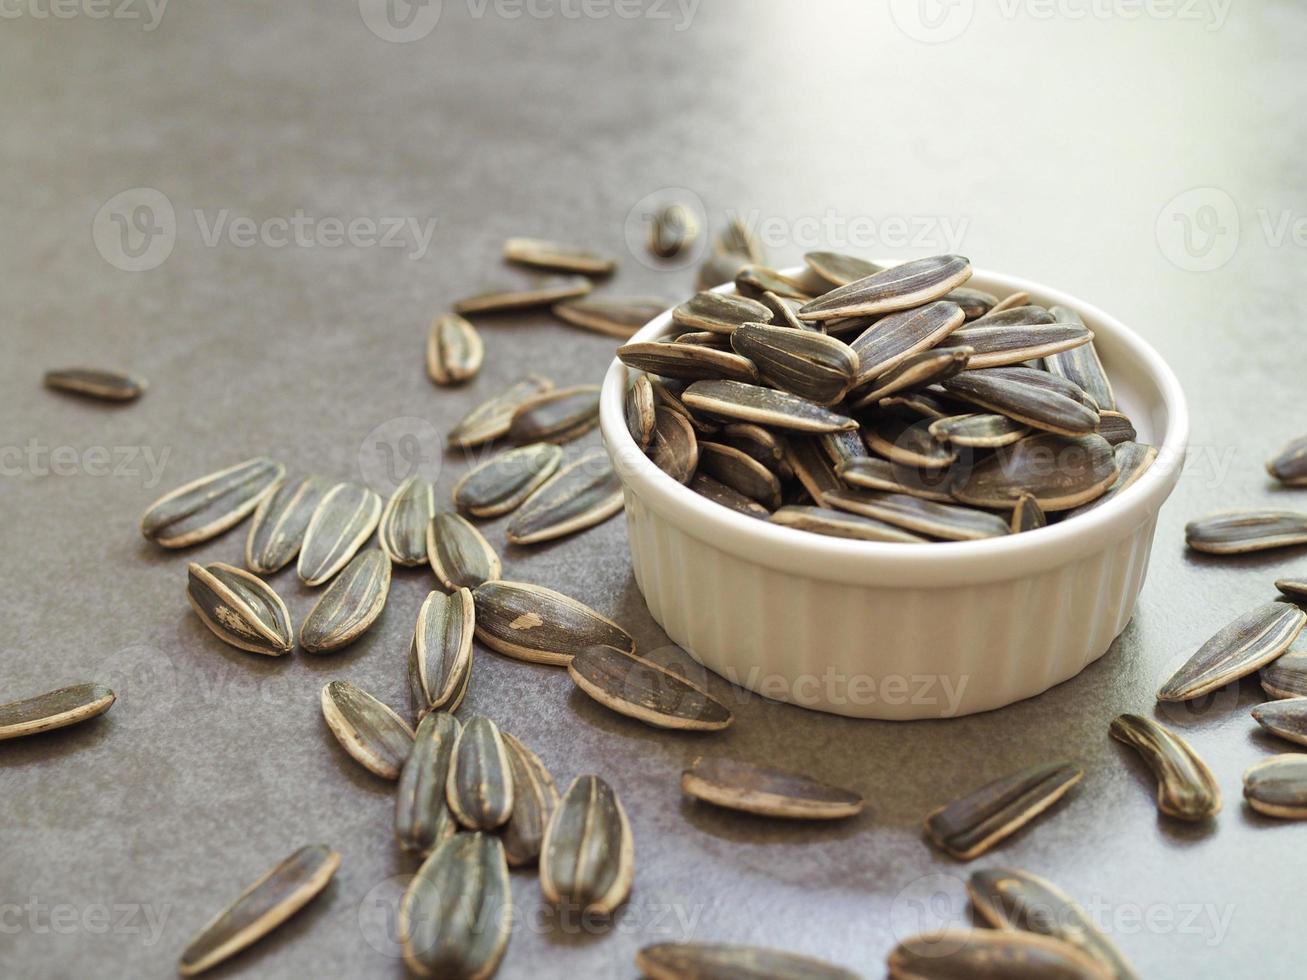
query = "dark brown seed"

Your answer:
(837, 456), (954, 503)
(862, 415), (959, 470)
(447, 375), (554, 449)
(540, 775), (634, 915)
(186, 562), (293, 656)
(454, 274), (592, 314)
(824, 488), (1011, 541)
(929, 412), (1028, 449)
(425, 313), (483, 386)
(850, 300), (967, 385)
(716, 216), (766, 263)
(781, 434), (843, 501)
(944, 287), (998, 320)
(981, 365), (1099, 408)
(617, 341), (760, 384)
(553, 296), (667, 339)
(882, 390), (955, 419)
(798, 255), (972, 321)
(983, 291), (1032, 316)
(1268, 434), (1307, 488)
(1243, 755), (1307, 819)
(0, 683), (116, 741)
(298, 483), (383, 586)
(951, 433), (1119, 512)
(320, 680), (414, 780)
(1261, 649), (1307, 699)
(736, 264), (822, 301)
(501, 733), (560, 867)
(508, 385), (602, 444)
(924, 762), (1083, 860)
(178, 845), (340, 977)
(672, 291), (774, 335)
(1157, 602), (1307, 701)
(653, 378), (719, 434)
(1109, 714), (1221, 821)
(730, 323), (858, 405)
(452, 443), (562, 518)
(141, 457), (285, 548)
(409, 589), (475, 719)
(758, 290), (813, 331)
(968, 304), (1055, 328)
(942, 369), (1100, 436)
(804, 251), (884, 287)
(1063, 441), (1157, 518)
(938, 321), (1092, 370)
(1252, 699), (1307, 748)
(569, 646), (733, 731)
(648, 203), (700, 259)
(472, 580), (634, 666)
(698, 442), (782, 508)
(1096, 410), (1137, 445)
(395, 712), (462, 857)
(446, 716), (514, 831)
(721, 422), (786, 474)
(690, 473), (771, 518)
(1010, 492), (1047, 534)
(427, 512), (501, 590)
(300, 548), (391, 653)
(379, 477), (436, 566)
(44, 367), (145, 401)
(624, 375), (657, 449)
(637, 943), (859, 980)
(697, 252), (752, 291)
(503, 237), (615, 275)
(1043, 305), (1115, 410)
(682, 756), (862, 819)
(675, 330), (732, 348)
(649, 405), (699, 484)
(245, 475), (334, 575)
(888, 929), (1110, 980)
(507, 448), (623, 545)
(770, 504), (927, 543)
(1185, 511), (1307, 554)
(820, 427), (867, 469)
(682, 380), (858, 434)
(849, 346), (972, 408)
